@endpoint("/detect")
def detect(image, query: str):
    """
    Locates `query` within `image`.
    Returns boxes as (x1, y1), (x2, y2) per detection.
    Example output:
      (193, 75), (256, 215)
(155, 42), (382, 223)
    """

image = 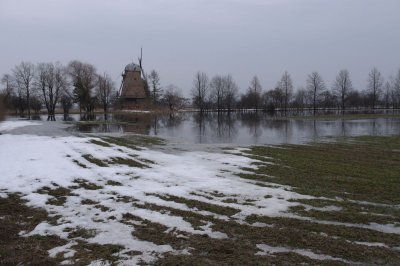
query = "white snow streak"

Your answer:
(1, 121), (399, 264)
(0, 120), (42, 132)
(256, 244), (355, 264)
(0, 131), (308, 264)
